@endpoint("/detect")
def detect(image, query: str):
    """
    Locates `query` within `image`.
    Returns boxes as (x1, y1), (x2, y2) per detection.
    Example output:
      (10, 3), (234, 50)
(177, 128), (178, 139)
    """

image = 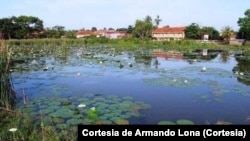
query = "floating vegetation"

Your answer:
(17, 94), (150, 130)
(114, 119), (129, 125)
(157, 121), (176, 125)
(143, 76), (203, 88)
(176, 119), (195, 125)
(215, 120), (232, 125)
(157, 119), (195, 125)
